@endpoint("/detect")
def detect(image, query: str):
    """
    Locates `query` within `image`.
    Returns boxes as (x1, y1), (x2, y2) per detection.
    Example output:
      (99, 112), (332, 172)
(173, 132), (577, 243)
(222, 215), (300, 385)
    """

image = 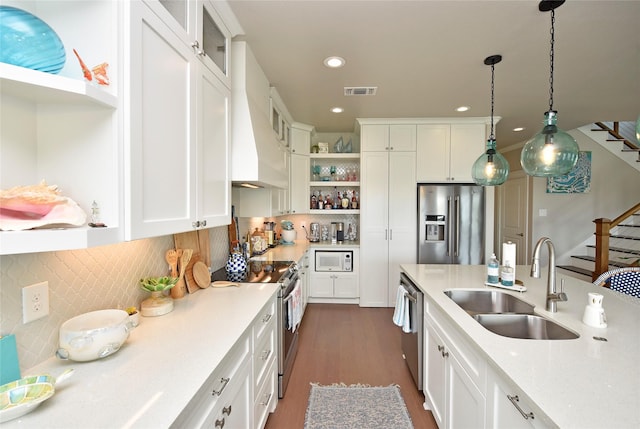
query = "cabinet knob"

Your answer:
(191, 40), (200, 49)
(201, 220), (207, 227)
(215, 418), (225, 428)
(222, 405), (232, 416)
